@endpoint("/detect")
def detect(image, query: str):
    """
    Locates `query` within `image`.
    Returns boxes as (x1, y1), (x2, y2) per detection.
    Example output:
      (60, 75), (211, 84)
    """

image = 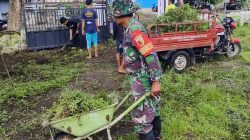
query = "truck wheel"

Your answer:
(226, 43), (241, 58)
(234, 5), (237, 10)
(170, 51), (191, 73)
